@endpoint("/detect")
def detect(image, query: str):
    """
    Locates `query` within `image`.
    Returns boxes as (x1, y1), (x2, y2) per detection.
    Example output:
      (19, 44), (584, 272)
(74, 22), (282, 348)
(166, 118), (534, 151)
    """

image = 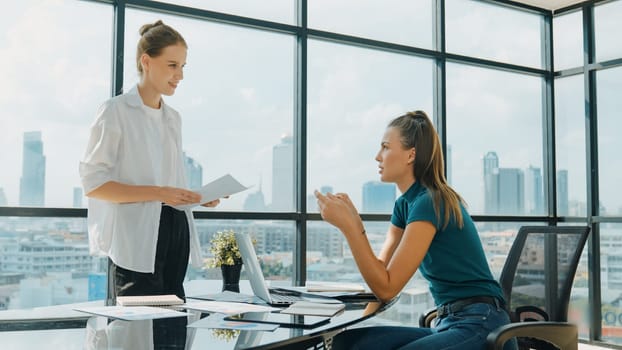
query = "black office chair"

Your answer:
(419, 225), (590, 350)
